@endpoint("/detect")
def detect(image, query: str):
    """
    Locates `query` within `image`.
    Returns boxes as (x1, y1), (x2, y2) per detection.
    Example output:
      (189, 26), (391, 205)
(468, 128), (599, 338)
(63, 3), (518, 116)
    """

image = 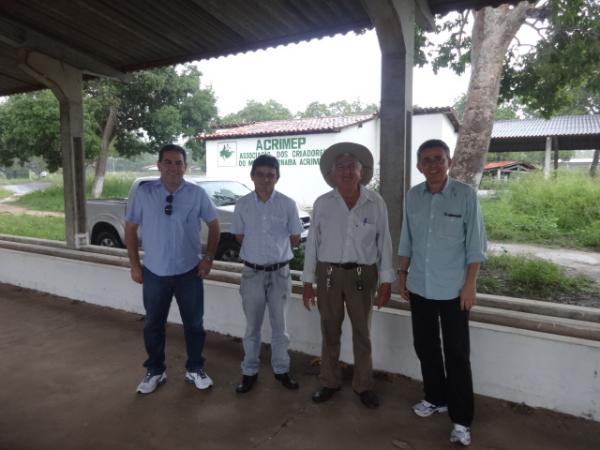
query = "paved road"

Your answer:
(2, 181), (51, 195)
(489, 241), (600, 280)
